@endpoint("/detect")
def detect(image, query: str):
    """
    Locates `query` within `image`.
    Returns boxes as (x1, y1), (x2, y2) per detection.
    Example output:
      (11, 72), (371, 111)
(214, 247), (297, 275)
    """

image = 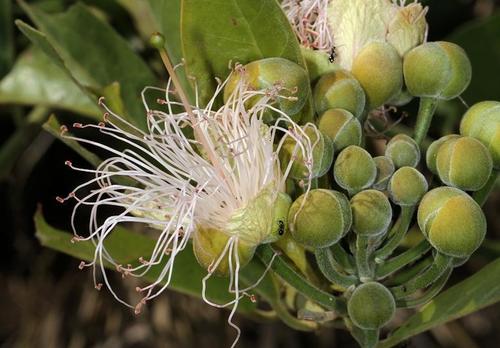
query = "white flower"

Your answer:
(58, 64), (318, 346)
(282, 0), (428, 70)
